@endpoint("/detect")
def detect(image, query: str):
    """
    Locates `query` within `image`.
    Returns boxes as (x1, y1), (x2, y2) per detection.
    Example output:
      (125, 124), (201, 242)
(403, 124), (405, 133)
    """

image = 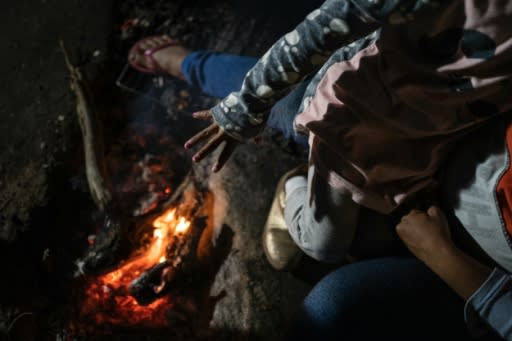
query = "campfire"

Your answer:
(78, 207), (191, 328)
(61, 43), (230, 337)
(70, 175), (224, 337)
